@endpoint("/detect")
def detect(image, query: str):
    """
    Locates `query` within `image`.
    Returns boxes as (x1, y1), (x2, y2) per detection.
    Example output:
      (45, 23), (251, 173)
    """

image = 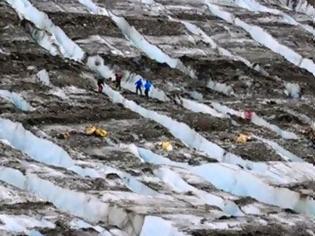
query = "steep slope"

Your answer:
(1, 0), (315, 235)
